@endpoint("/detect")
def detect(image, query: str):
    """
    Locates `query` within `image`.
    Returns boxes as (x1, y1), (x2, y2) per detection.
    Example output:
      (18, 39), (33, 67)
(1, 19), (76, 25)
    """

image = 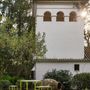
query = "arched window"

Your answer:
(43, 11), (51, 21)
(56, 11), (64, 21)
(69, 11), (77, 22)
